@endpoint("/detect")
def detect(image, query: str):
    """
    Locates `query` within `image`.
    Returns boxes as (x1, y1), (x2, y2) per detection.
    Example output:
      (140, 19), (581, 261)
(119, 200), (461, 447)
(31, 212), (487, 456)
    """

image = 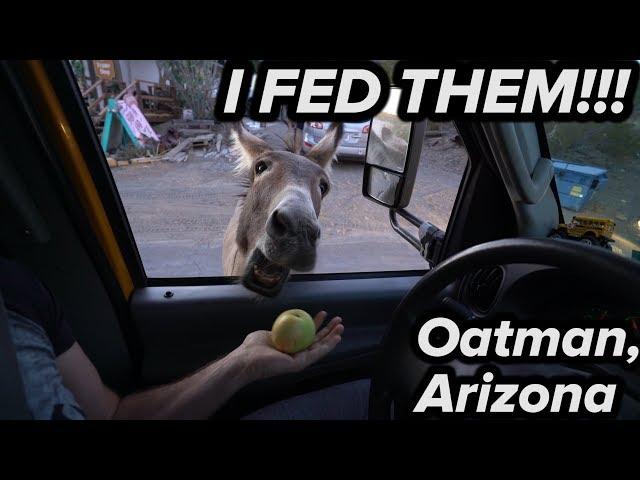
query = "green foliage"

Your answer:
(156, 60), (222, 120)
(69, 60), (88, 88)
